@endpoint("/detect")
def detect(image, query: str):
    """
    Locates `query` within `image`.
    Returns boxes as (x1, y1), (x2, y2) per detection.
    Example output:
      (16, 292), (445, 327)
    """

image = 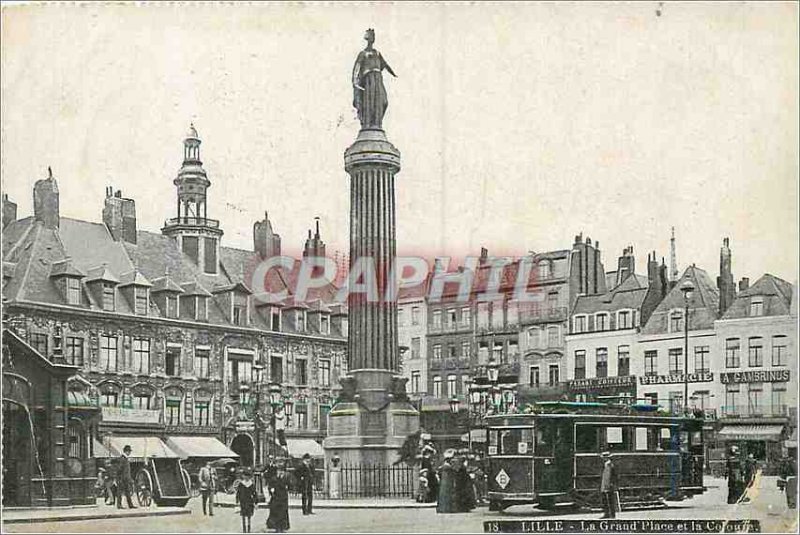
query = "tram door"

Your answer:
(534, 419), (573, 496)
